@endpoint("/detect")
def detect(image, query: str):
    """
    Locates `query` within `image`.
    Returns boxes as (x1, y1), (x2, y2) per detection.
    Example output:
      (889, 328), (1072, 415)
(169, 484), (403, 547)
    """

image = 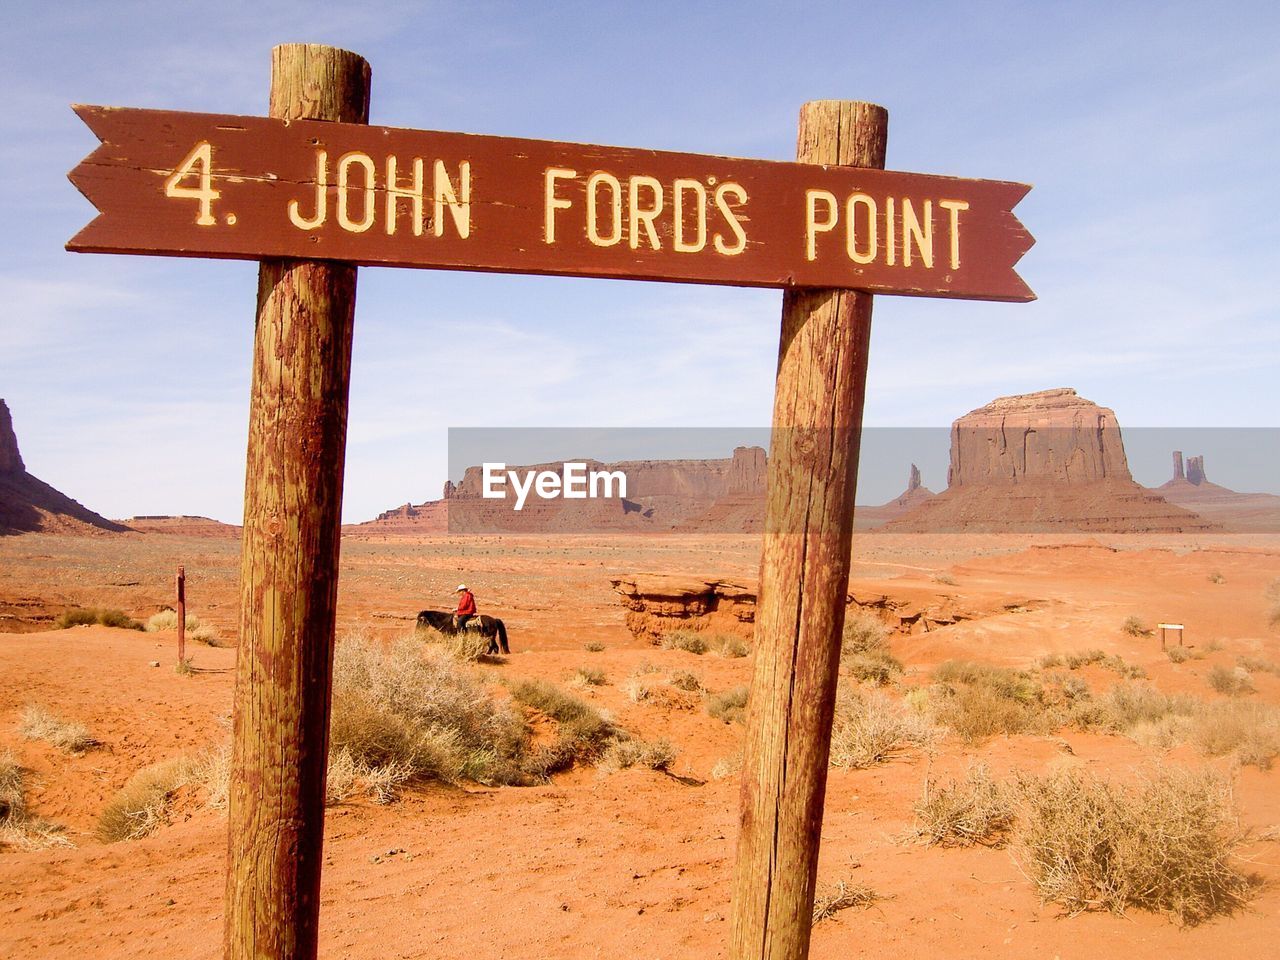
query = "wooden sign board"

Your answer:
(68, 106), (1034, 301)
